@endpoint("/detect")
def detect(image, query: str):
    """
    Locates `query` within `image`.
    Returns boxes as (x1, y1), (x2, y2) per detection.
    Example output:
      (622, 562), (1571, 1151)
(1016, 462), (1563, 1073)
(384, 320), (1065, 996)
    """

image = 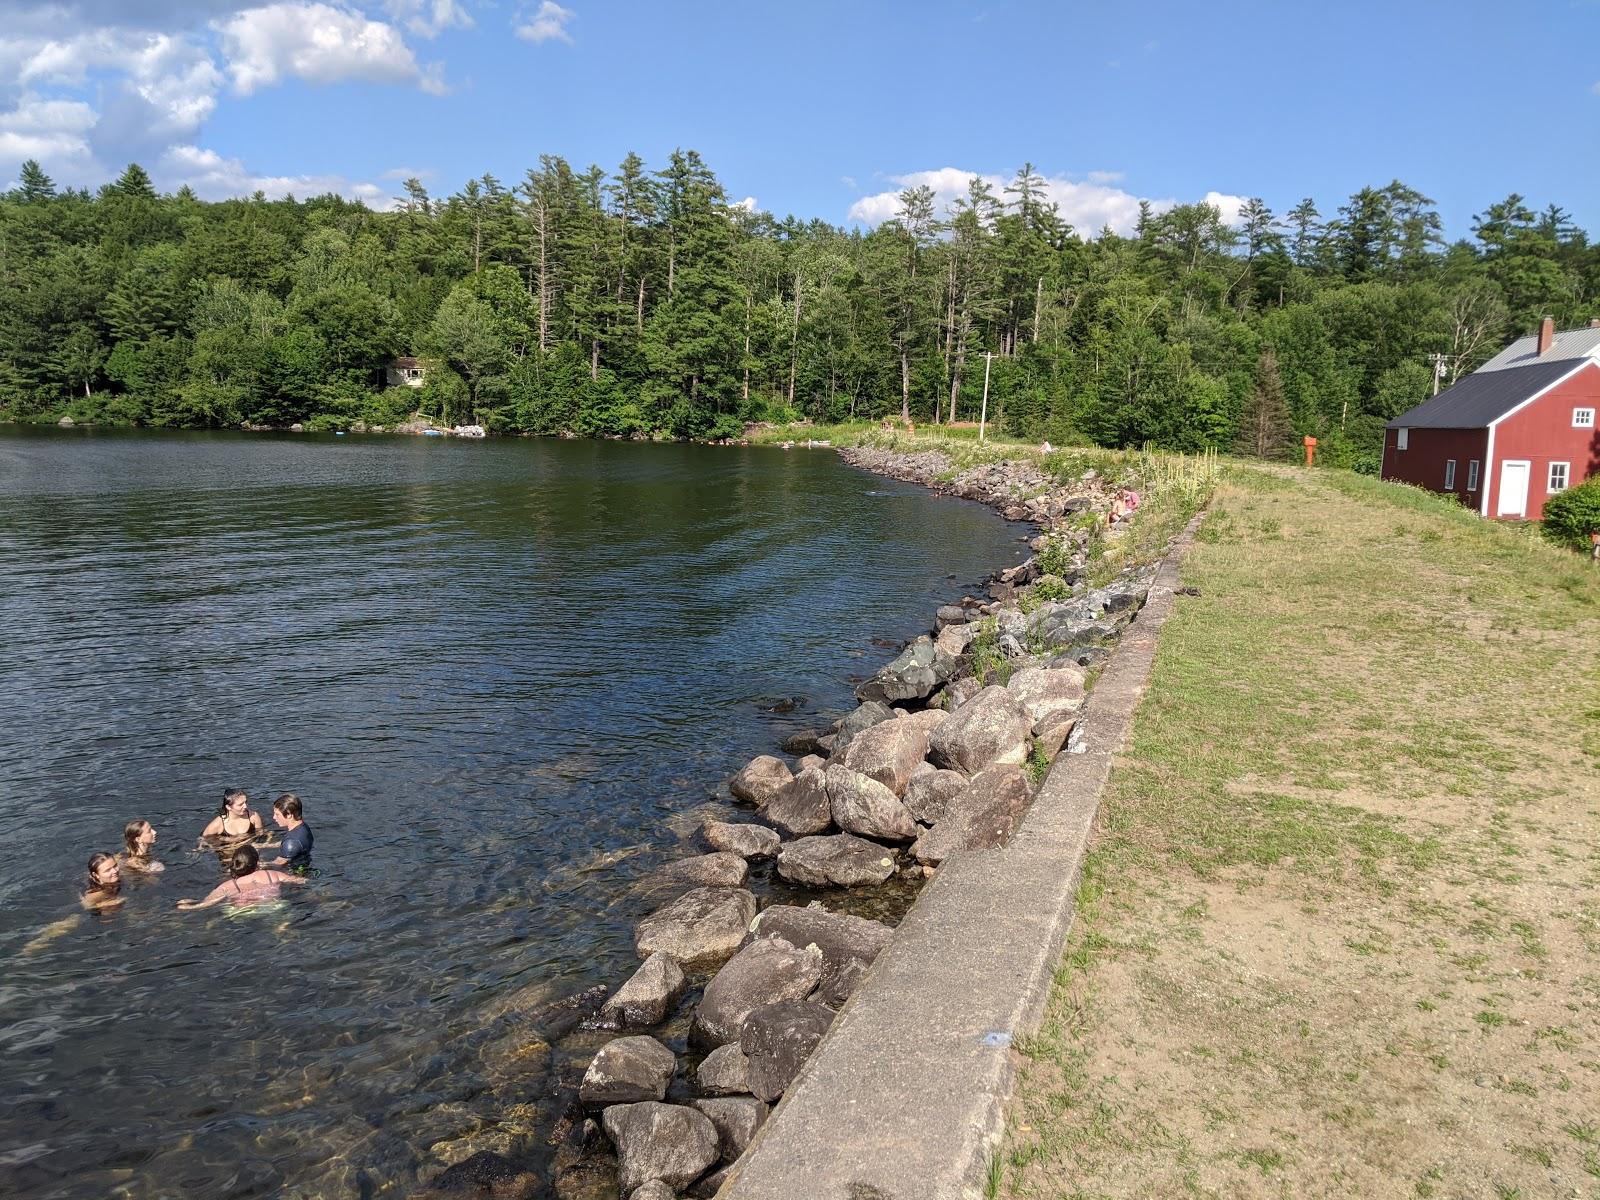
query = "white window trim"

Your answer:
(1549, 461), (1570, 492)
(1396, 427), (1409, 451)
(1575, 408), (1595, 428)
(1443, 459), (1456, 489)
(1467, 459), (1480, 491)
